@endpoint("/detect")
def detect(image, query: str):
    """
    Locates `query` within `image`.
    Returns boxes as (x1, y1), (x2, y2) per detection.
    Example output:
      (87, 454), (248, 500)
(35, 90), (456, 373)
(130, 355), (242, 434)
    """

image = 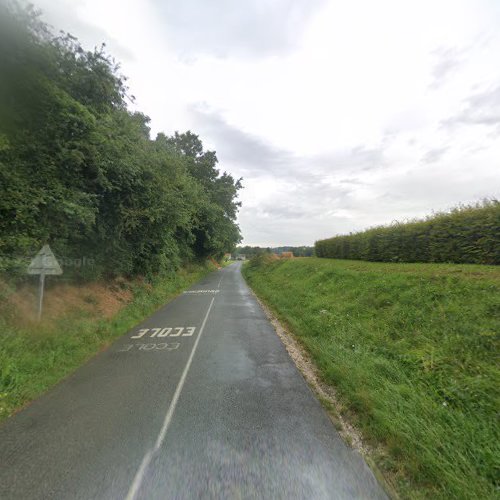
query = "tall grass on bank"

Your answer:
(0, 263), (214, 422)
(315, 200), (500, 264)
(243, 256), (499, 499)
